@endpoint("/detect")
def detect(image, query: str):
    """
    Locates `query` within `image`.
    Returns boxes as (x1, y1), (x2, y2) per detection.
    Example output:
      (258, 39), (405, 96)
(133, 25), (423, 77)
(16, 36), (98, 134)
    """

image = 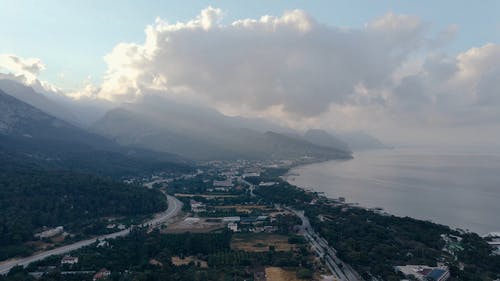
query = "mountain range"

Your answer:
(0, 87), (190, 177)
(0, 79), (388, 167)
